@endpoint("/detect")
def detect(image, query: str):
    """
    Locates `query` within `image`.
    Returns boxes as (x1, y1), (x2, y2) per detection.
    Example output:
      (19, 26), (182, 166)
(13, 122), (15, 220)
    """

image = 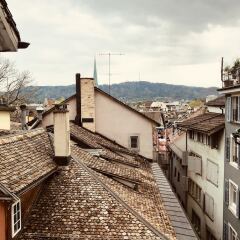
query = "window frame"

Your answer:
(11, 200), (21, 237)
(230, 135), (239, 170)
(228, 223), (238, 240)
(129, 135), (140, 151)
(228, 179), (239, 217)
